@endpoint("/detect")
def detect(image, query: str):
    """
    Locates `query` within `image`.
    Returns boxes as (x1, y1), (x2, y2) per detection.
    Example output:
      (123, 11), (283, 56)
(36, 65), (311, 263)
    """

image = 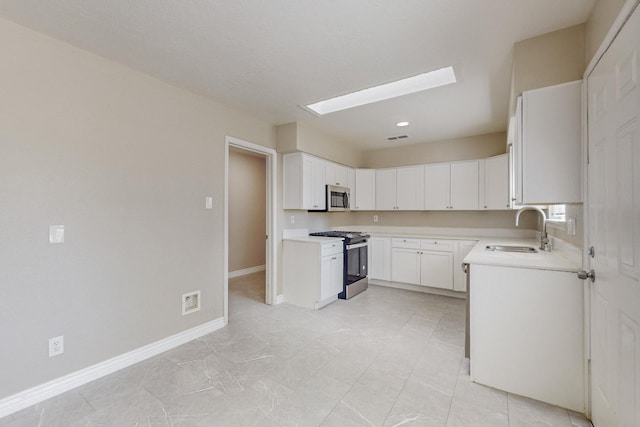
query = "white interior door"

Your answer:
(587, 4), (640, 426)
